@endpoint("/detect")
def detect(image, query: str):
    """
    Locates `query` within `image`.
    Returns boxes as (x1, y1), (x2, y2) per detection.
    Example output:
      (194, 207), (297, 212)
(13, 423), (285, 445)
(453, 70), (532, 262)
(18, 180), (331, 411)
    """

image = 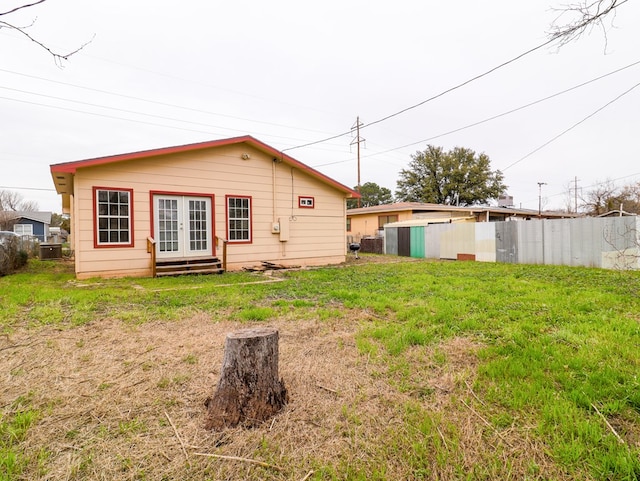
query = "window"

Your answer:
(346, 217), (352, 232)
(13, 224), (33, 237)
(157, 197), (179, 253)
(378, 215), (398, 229)
(299, 196), (314, 208)
(94, 187), (133, 247)
(227, 196), (251, 243)
(189, 199), (208, 251)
